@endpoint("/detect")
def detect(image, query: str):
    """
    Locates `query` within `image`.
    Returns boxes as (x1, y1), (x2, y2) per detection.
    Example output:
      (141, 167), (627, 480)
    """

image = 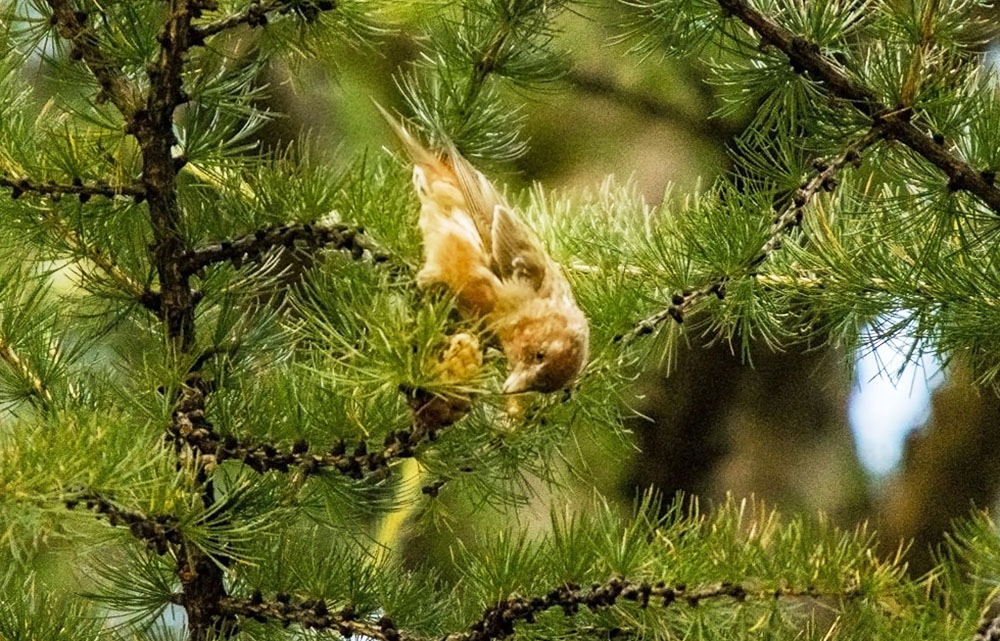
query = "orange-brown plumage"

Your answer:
(378, 105), (589, 393)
